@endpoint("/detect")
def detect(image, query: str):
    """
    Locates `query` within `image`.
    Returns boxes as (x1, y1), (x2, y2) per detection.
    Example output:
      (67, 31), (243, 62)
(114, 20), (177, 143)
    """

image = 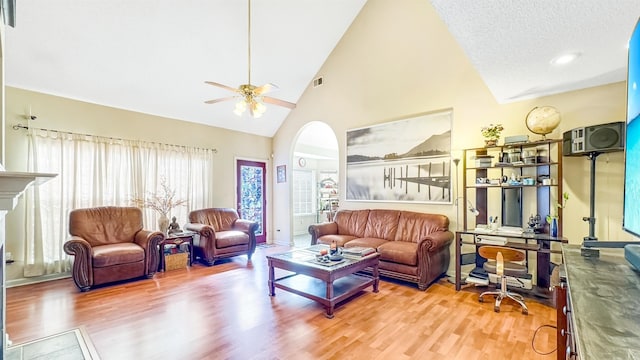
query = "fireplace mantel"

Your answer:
(0, 171), (57, 211)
